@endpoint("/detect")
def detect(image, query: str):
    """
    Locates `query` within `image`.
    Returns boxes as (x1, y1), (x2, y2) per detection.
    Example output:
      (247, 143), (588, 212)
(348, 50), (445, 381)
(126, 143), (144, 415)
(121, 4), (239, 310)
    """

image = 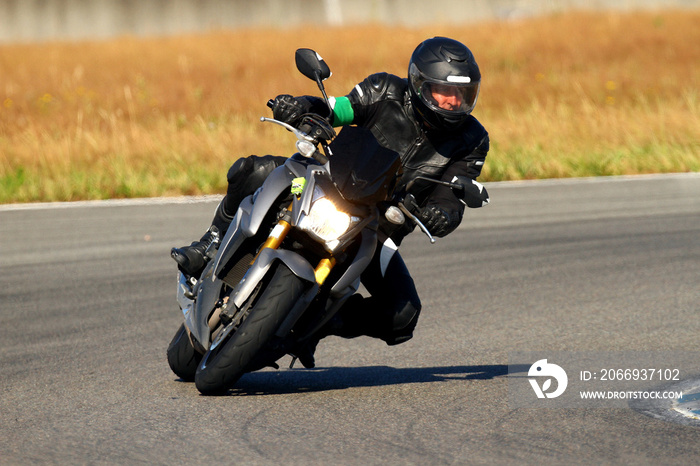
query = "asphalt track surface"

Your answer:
(1, 173), (698, 464)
